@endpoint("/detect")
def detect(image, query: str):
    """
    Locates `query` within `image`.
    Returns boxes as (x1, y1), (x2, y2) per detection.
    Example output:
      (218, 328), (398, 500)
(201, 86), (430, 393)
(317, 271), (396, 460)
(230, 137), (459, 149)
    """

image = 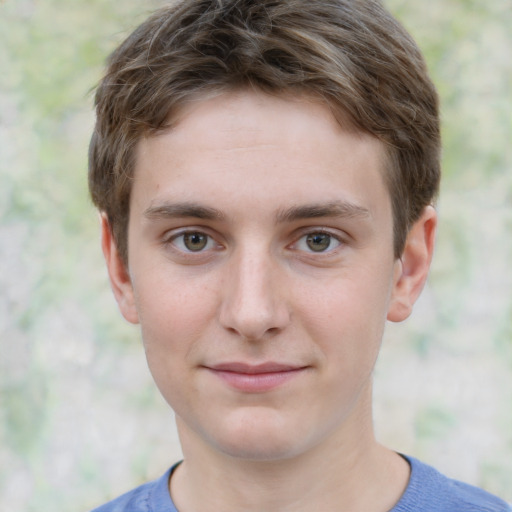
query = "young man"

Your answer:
(88, 1), (510, 510)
